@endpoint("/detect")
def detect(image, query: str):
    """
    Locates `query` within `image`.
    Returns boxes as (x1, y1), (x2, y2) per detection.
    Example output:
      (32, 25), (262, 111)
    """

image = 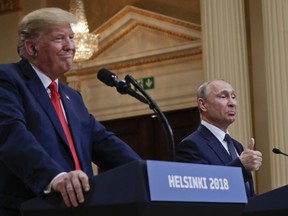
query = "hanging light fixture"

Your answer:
(69, 0), (99, 62)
